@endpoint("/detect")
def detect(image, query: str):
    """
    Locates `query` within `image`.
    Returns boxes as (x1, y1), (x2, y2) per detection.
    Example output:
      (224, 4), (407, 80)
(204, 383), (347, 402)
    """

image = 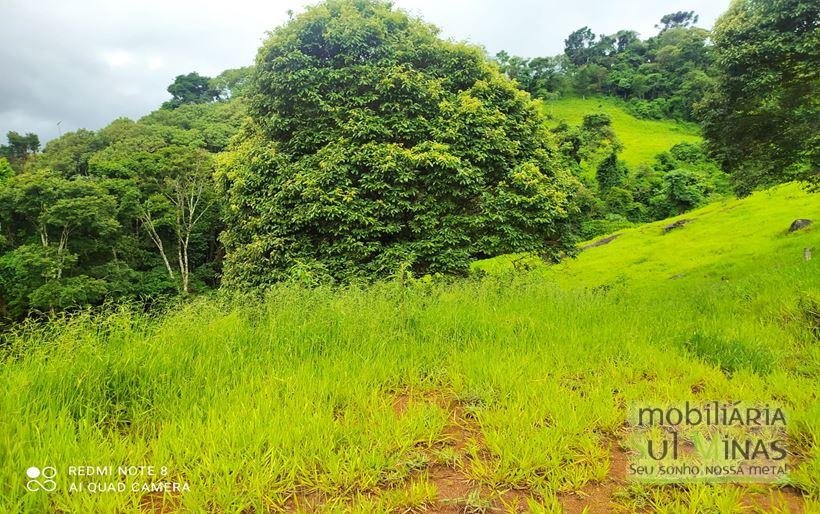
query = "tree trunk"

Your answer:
(39, 224), (48, 247)
(139, 207), (175, 281)
(56, 227), (69, 279)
